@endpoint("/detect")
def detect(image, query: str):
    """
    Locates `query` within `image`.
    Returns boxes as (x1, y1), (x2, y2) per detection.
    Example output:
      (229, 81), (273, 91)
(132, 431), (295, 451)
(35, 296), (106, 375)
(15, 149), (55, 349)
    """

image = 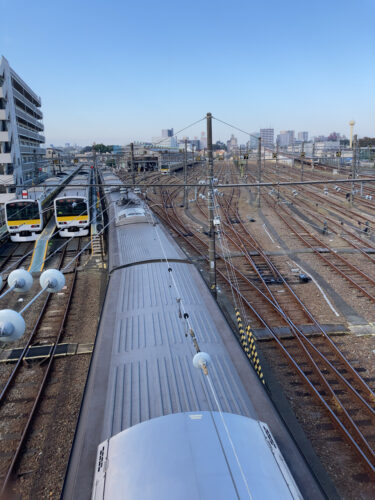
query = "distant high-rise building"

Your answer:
(0, 56), (45, 187)
(298, 131), (308, 142)
(162, 128), (173, 138)
(277, 130), (294, 148)
(200, 132), (207, 150)
(227, 134), (238, 153)
(250, 132), (260, 149)
(260, 128), (274, 148)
